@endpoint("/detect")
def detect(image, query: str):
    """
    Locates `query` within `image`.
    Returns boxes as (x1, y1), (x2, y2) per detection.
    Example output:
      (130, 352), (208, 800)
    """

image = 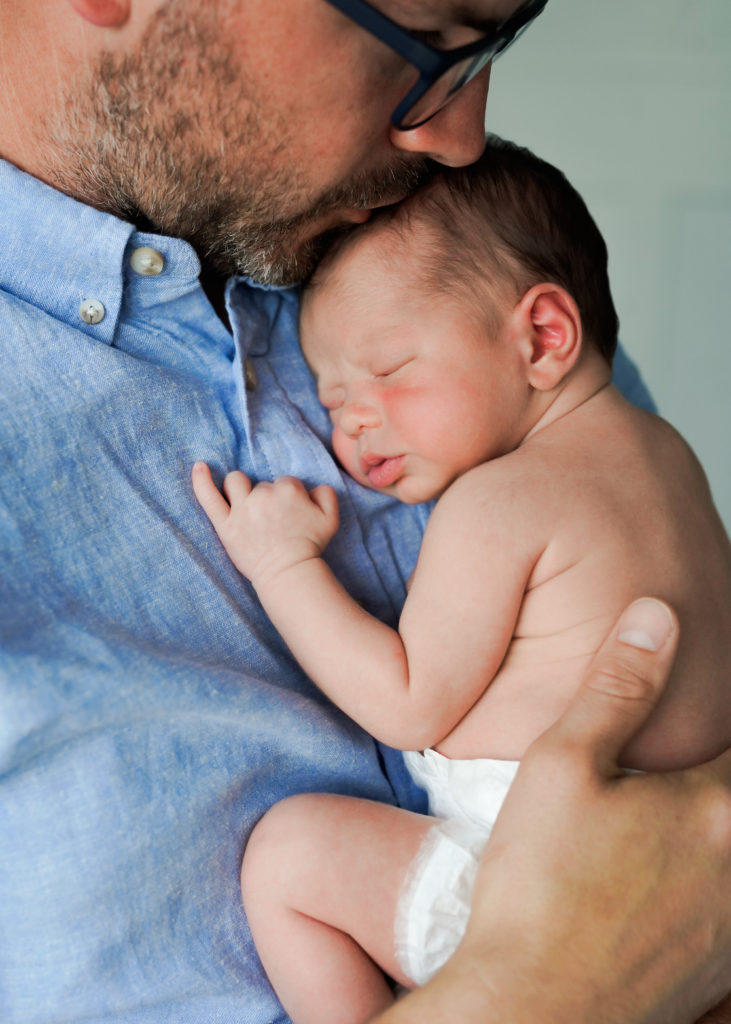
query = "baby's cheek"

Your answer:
(382, 387), (442, 447)
(332, 426), (367, 486)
